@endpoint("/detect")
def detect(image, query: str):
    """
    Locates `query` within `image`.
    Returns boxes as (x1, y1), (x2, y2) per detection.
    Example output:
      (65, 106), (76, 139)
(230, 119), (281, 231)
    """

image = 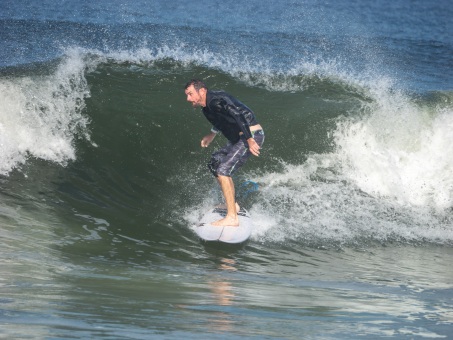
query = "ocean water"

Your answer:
(1, 0), (452, 338)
